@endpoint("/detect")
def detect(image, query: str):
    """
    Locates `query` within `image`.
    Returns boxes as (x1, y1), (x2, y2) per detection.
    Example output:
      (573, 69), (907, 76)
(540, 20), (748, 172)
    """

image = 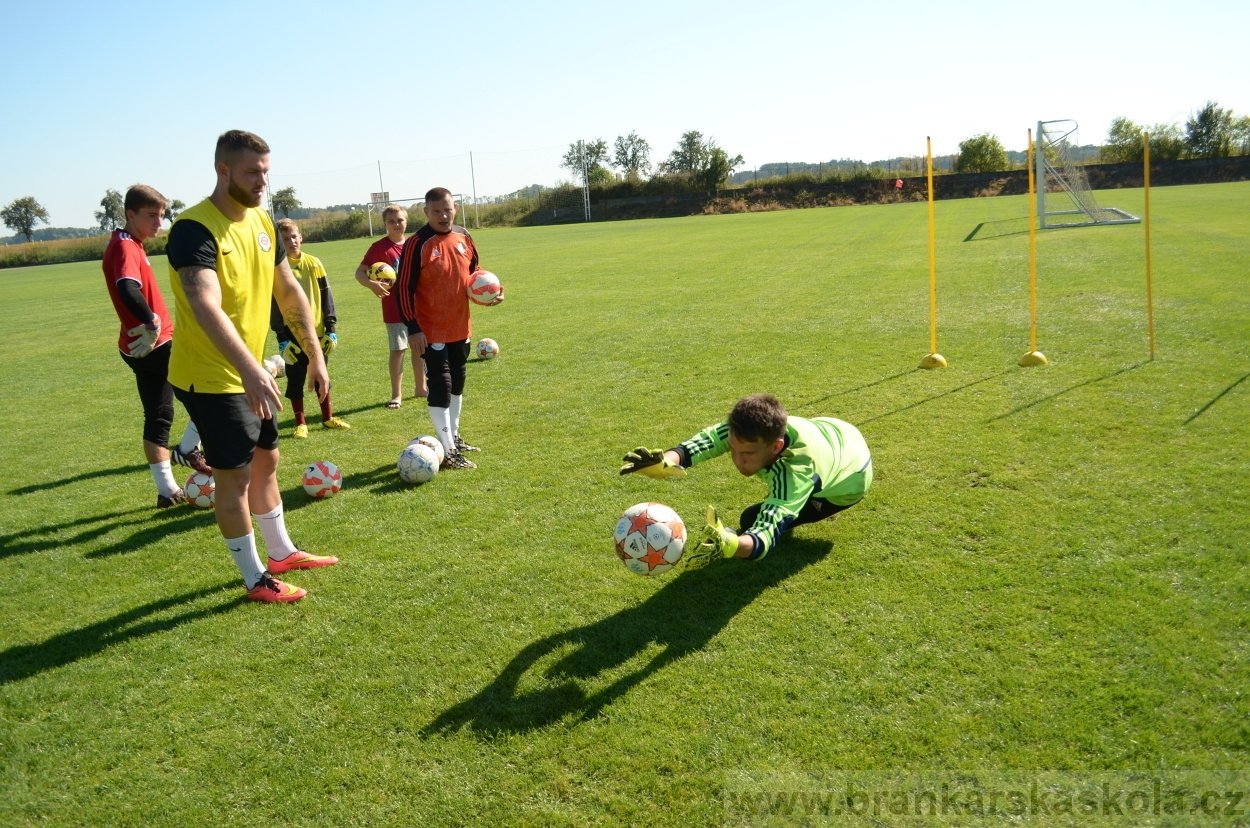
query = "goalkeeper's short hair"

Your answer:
(728, 394), (788, 443)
